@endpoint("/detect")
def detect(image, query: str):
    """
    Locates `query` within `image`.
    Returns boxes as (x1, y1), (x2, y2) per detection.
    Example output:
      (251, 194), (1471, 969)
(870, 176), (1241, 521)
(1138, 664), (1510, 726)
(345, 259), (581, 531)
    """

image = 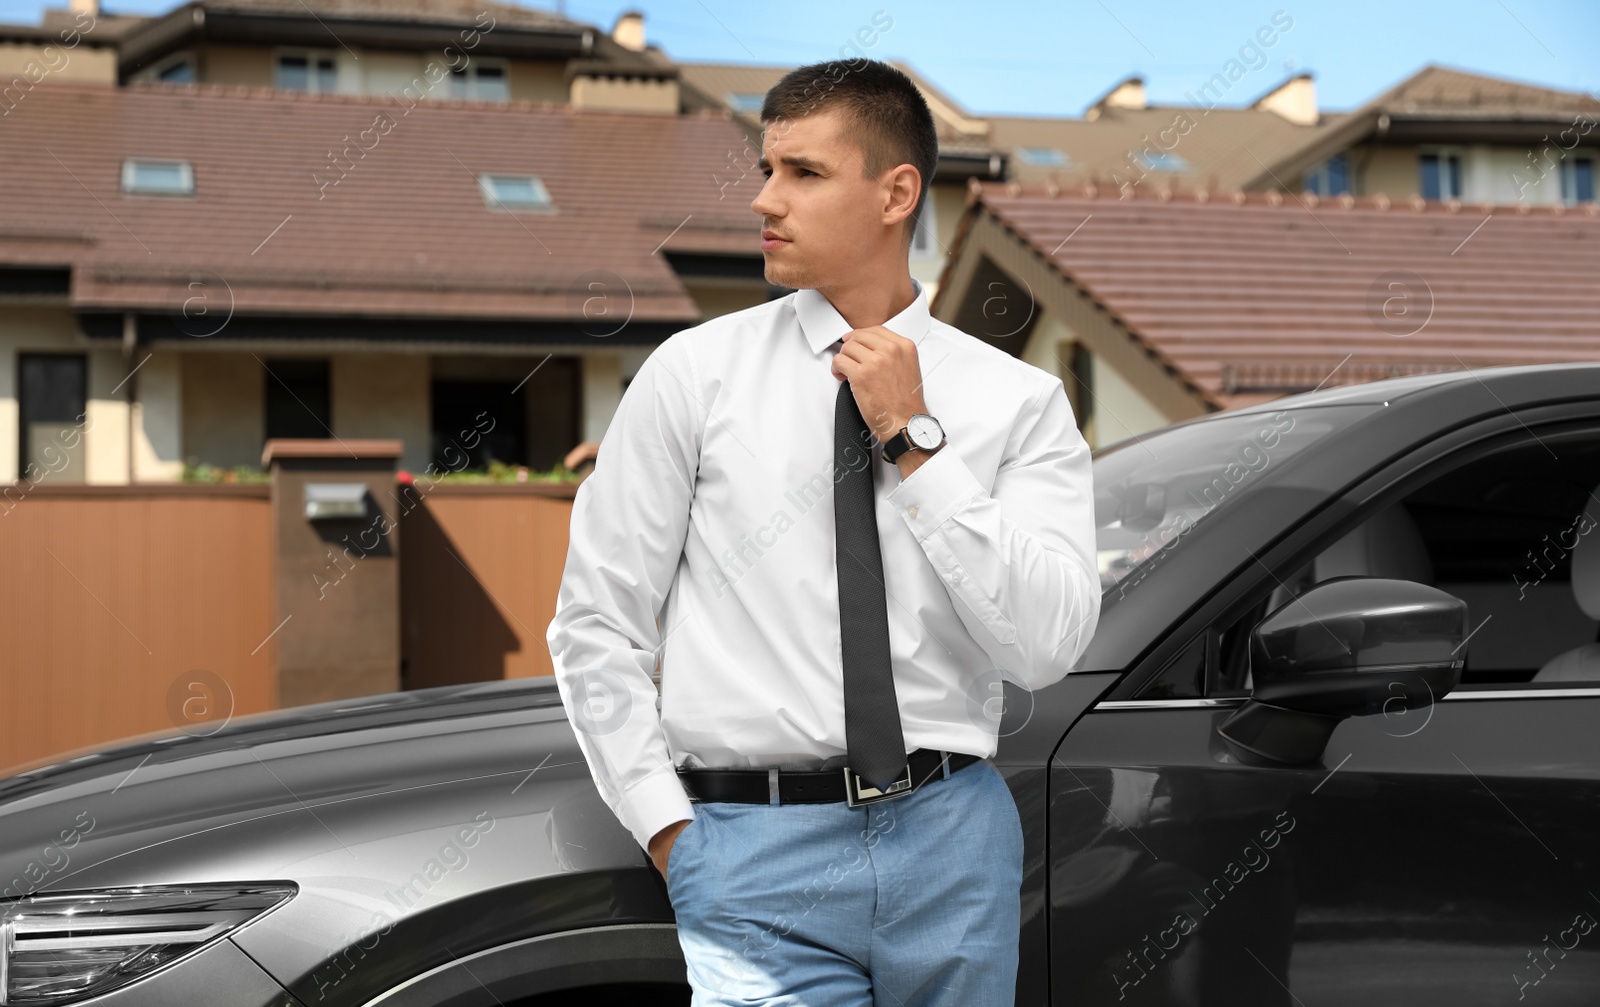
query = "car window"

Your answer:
(1204, 426), (1600, 695)
(1092, 405), (1379, 594)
